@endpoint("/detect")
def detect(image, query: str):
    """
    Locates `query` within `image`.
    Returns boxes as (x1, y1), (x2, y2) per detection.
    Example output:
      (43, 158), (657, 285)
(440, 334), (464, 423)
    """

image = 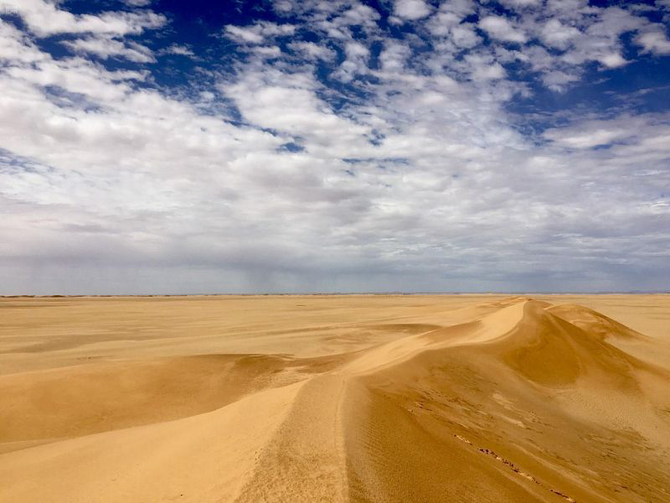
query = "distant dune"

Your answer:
(1, 295), (669, 502)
